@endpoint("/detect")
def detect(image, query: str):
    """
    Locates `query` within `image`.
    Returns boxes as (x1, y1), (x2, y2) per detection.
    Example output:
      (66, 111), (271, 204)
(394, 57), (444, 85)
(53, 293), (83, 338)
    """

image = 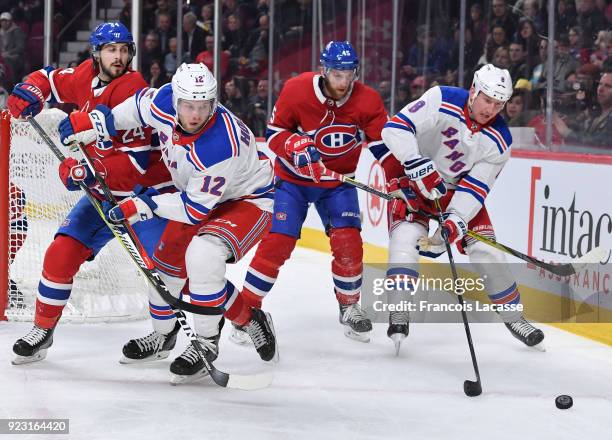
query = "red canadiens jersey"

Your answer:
(27, 60), (172, 196)
(266, 72), (401, 188)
